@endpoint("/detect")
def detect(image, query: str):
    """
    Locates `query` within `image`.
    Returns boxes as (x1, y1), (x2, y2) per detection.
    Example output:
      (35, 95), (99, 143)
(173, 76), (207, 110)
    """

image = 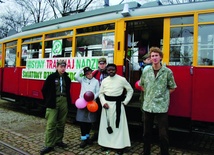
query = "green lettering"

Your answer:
(85, 59), (91, 67)
(91, 58), (98, 70)
(68, 72), (76, 81)
(81, 59), (86, 68)
(26, 60), (45, 69)
(43, 71), (53, 79)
